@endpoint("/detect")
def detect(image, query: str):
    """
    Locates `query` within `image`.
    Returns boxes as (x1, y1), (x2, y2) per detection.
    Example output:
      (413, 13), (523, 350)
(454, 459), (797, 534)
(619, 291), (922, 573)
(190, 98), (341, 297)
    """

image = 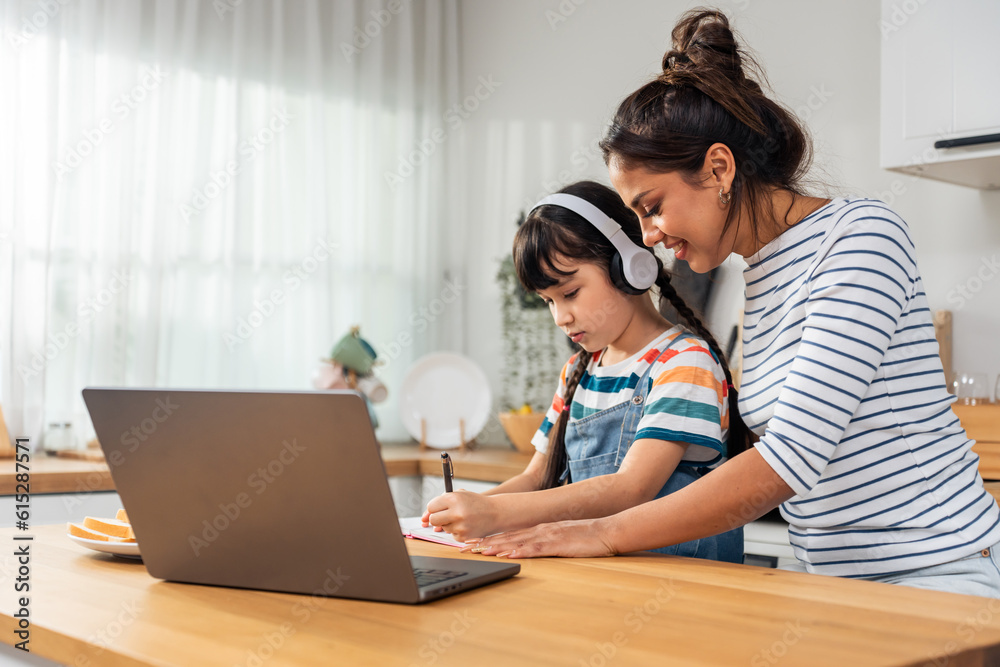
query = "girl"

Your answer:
(466, 9), (1000, 598)
(424, 180), (748, 563)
